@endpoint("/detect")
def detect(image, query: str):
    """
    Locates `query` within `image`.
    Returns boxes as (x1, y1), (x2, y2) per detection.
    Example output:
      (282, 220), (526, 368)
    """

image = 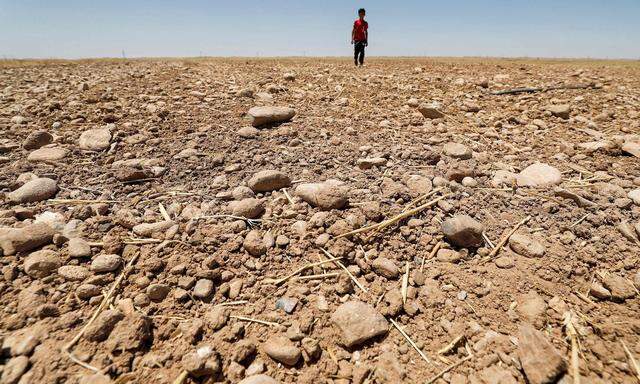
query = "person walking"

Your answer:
(351, 8), (368, 67)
